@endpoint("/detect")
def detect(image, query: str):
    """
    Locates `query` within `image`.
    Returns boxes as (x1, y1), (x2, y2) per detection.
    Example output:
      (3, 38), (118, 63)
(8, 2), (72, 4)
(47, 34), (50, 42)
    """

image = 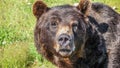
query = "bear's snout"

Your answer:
(58, 34), (71, 47)
(56, 34), (75, 57)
